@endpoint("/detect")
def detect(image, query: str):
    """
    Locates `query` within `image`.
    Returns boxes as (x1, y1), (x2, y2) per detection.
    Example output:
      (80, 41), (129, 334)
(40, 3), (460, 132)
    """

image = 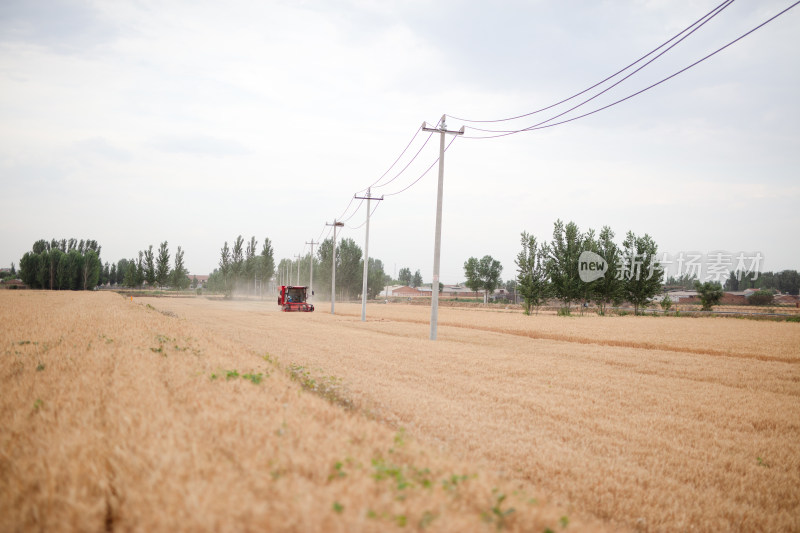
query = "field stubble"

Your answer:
(149, 297), (800, 531)
(2, 292), (597, 532)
